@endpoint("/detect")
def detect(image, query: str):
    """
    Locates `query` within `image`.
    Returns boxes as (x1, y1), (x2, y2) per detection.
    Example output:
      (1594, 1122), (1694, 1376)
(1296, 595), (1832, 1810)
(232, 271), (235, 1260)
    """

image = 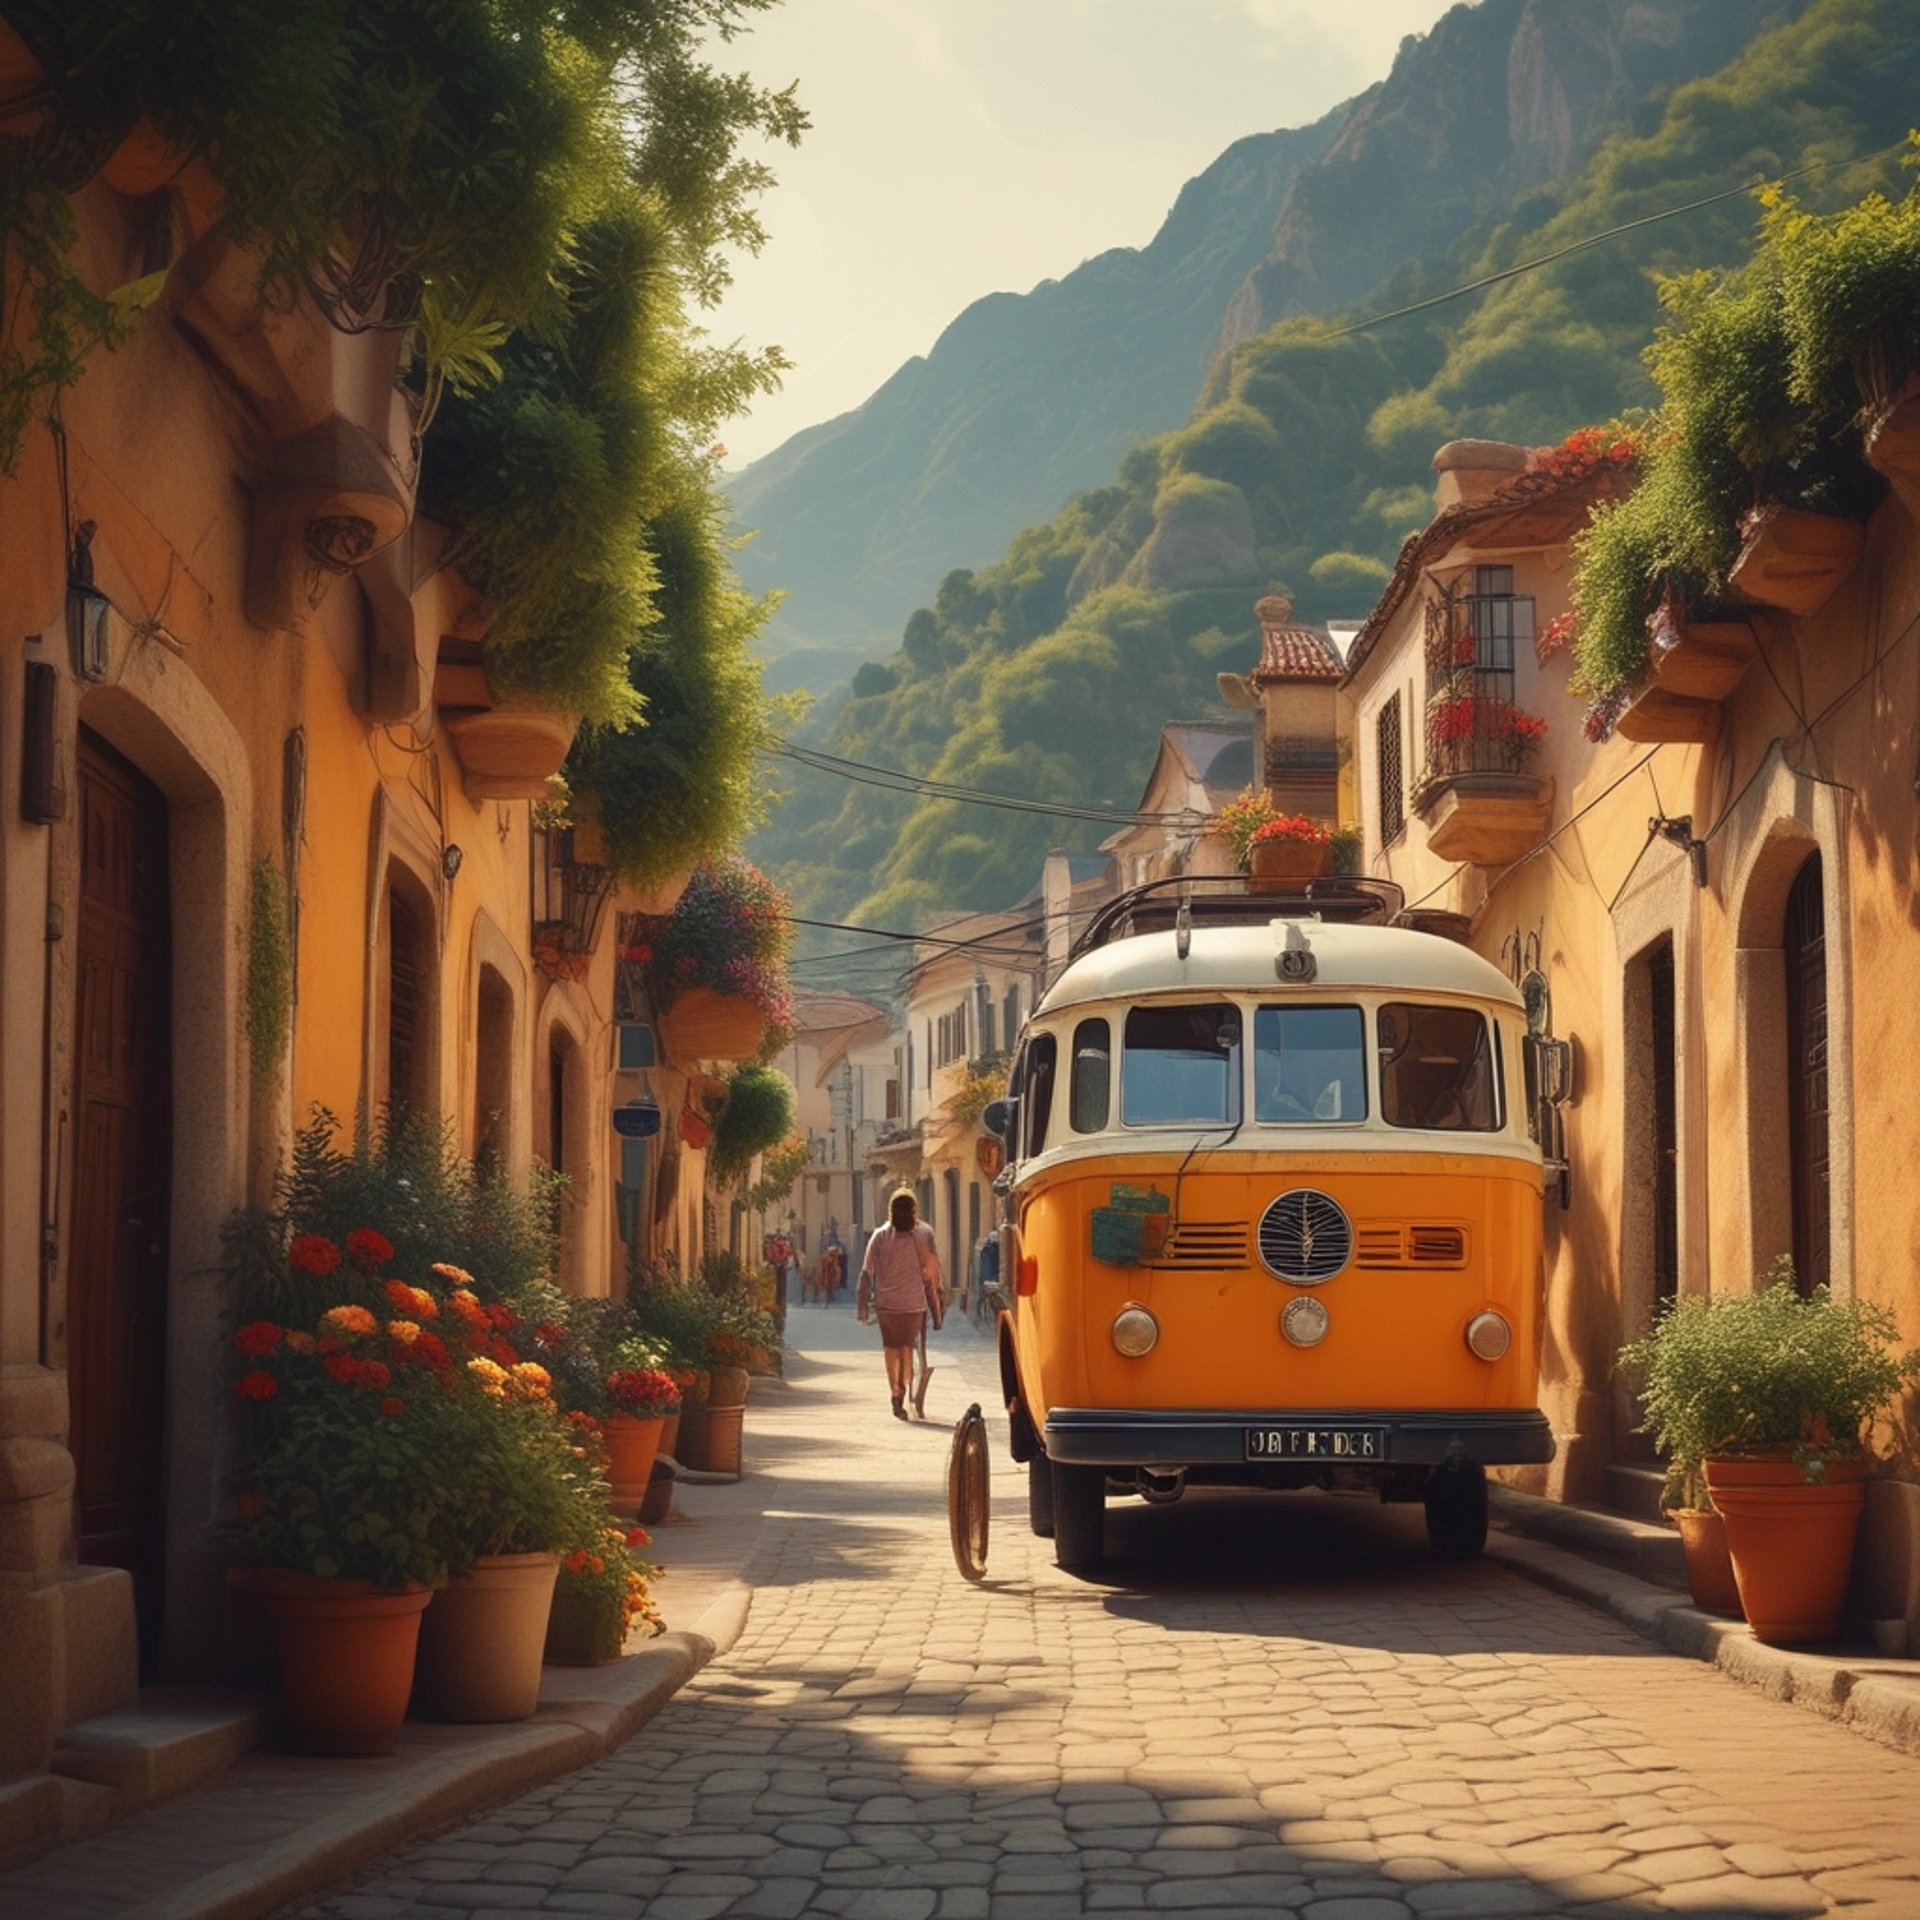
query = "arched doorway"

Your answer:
(69, 728), (172, 1654)
(1783, 852), (1829, 1296)
(474, 964), (515, 1174)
